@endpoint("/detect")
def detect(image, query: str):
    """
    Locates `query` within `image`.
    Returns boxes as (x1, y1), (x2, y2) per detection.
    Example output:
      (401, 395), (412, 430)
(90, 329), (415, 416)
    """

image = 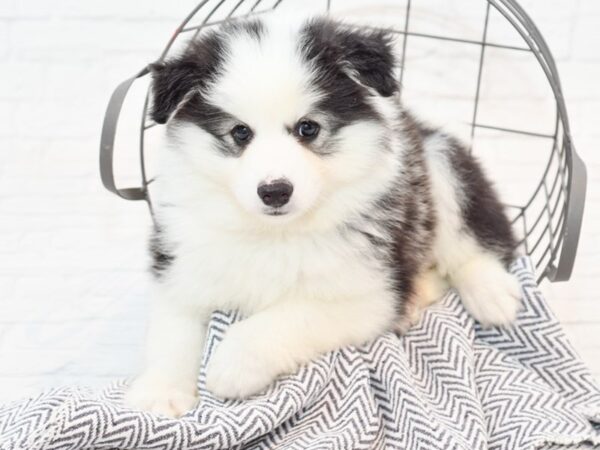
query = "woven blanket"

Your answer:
(1, 257), (599, 450)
